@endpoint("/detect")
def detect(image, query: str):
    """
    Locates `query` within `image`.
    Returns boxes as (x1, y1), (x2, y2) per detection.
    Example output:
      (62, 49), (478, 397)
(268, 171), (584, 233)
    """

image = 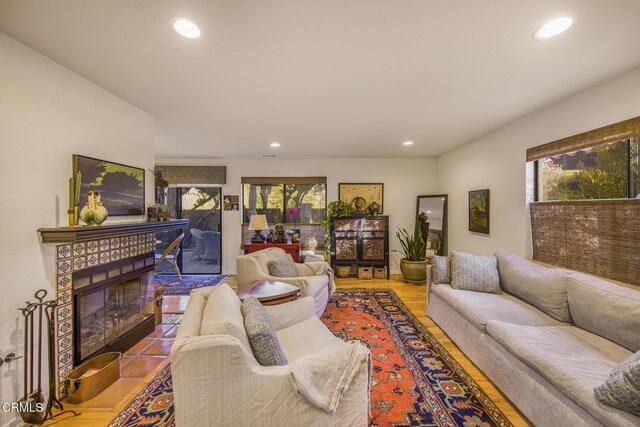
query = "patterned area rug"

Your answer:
(154, 274), (228, 295)
(109, 289), (513, 427)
